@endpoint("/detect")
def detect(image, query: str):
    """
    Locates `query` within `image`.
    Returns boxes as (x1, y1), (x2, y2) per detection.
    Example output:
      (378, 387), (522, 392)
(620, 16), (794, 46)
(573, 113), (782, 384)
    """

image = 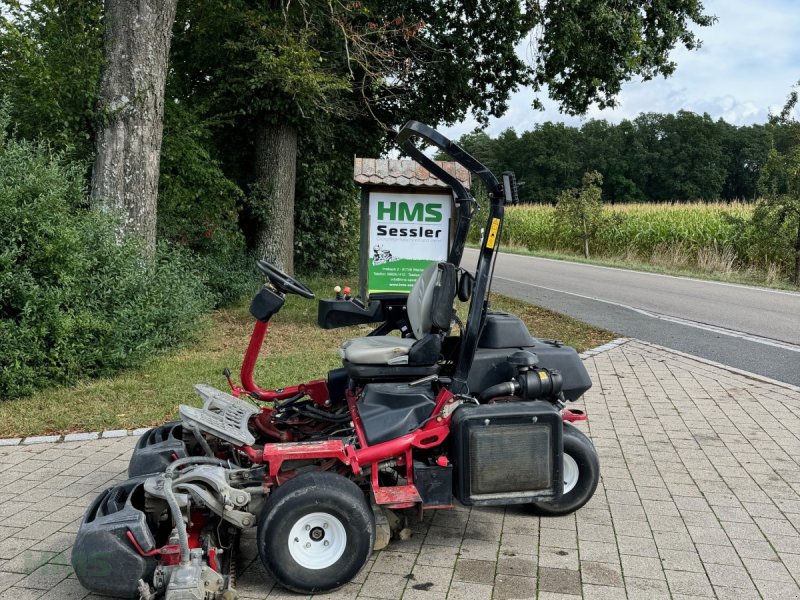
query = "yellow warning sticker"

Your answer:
(485, 218), (500, 249)
(538, 370), (548, 380)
